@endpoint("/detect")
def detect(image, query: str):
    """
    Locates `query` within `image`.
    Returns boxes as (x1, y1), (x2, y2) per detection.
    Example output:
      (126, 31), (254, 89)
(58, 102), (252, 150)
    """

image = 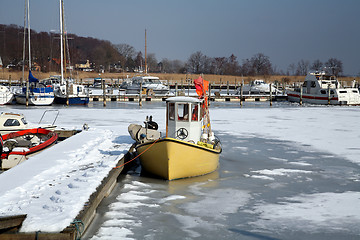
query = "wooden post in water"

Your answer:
(269, 83), (273, 106)
(139, 82), (142, 107)
(327, 84), (331, 105)
(175, 82), (178, 97)
(208, 83), (211, 107)
(226, 81), (229, 95)
(187, 80), (190, 96)
(102, 77), (106, 107)
(240, 83), (243, 107)
(299, 86), (303, 105)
